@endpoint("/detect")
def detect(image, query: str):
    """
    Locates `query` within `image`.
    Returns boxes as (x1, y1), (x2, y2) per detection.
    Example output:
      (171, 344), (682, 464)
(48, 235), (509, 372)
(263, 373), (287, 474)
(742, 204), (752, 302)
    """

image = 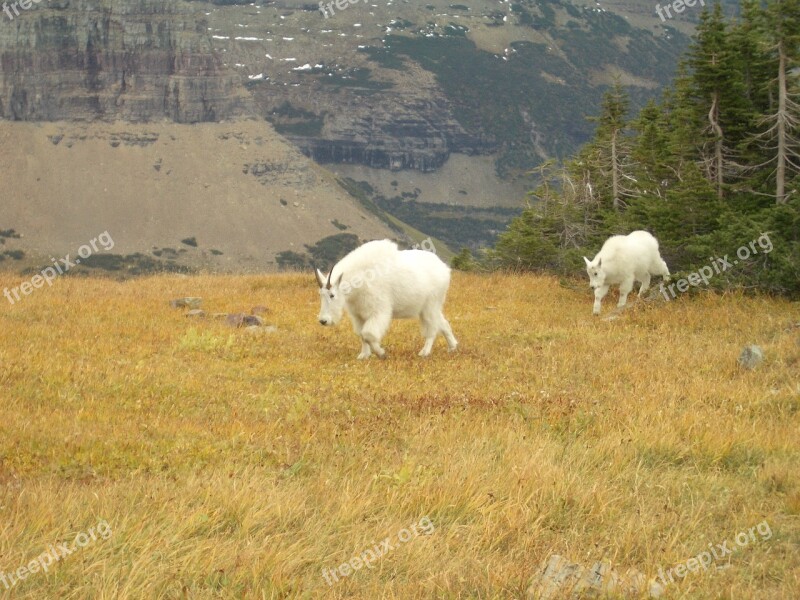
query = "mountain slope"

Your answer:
(204, 0), (694, 175)
(0, 120), (395, 272)
(0, 0), (715, 260)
